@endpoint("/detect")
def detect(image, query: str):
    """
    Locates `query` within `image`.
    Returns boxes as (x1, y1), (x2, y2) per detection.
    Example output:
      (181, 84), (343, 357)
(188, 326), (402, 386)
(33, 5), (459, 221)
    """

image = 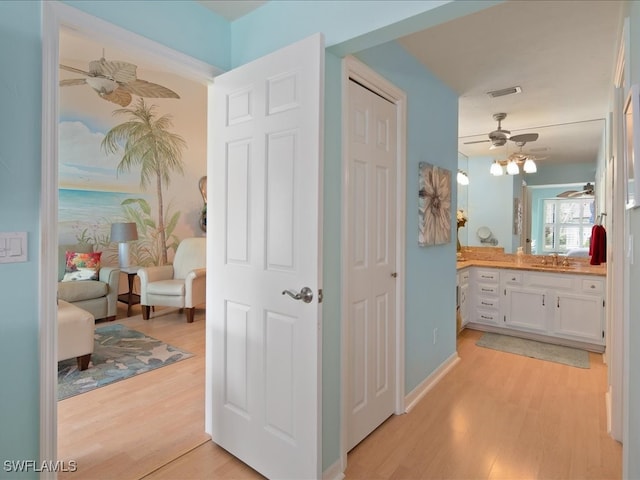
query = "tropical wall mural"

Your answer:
(58, 29), (207, 267)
